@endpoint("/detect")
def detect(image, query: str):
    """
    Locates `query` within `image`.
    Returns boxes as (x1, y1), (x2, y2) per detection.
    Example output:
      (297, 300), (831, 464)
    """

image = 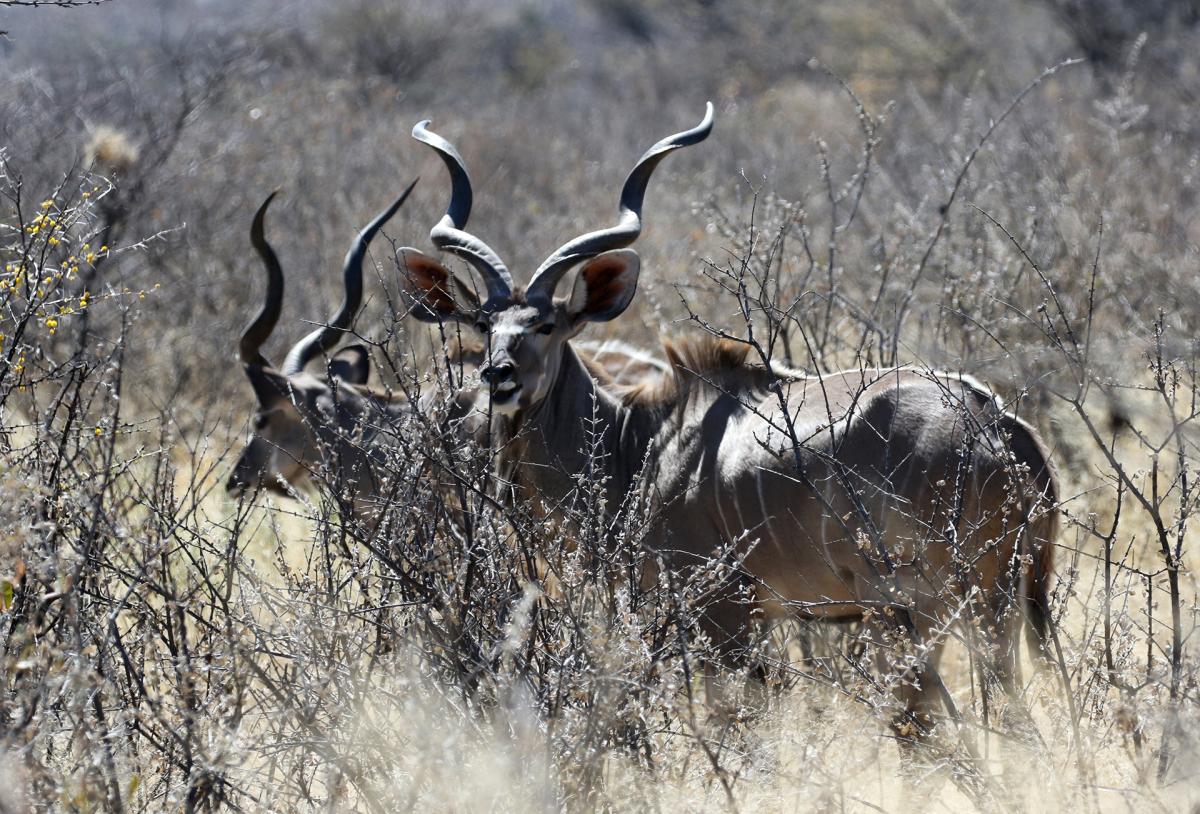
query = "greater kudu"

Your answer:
(227, 182), (422, 514)
(396, 104), (1058, 736)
